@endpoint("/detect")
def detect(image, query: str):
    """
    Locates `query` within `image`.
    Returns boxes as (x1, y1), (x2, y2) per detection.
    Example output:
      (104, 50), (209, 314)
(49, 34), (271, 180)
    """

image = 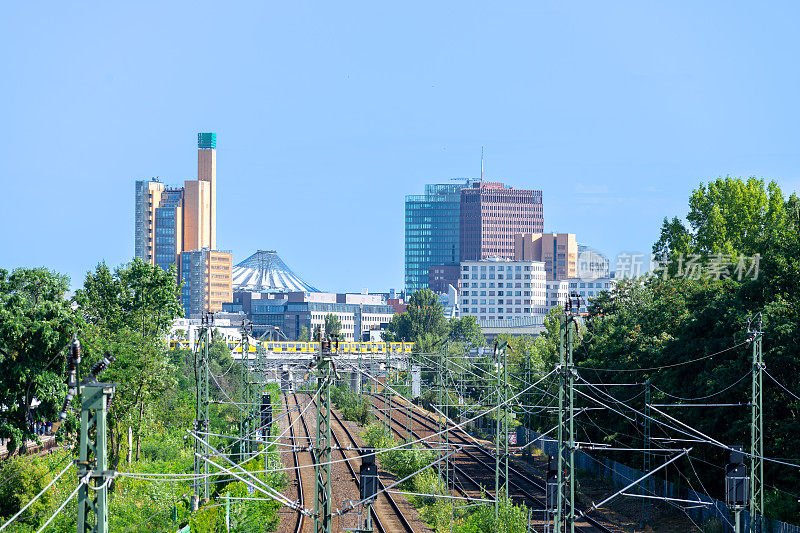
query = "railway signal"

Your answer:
(726, 445), (748, 533)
